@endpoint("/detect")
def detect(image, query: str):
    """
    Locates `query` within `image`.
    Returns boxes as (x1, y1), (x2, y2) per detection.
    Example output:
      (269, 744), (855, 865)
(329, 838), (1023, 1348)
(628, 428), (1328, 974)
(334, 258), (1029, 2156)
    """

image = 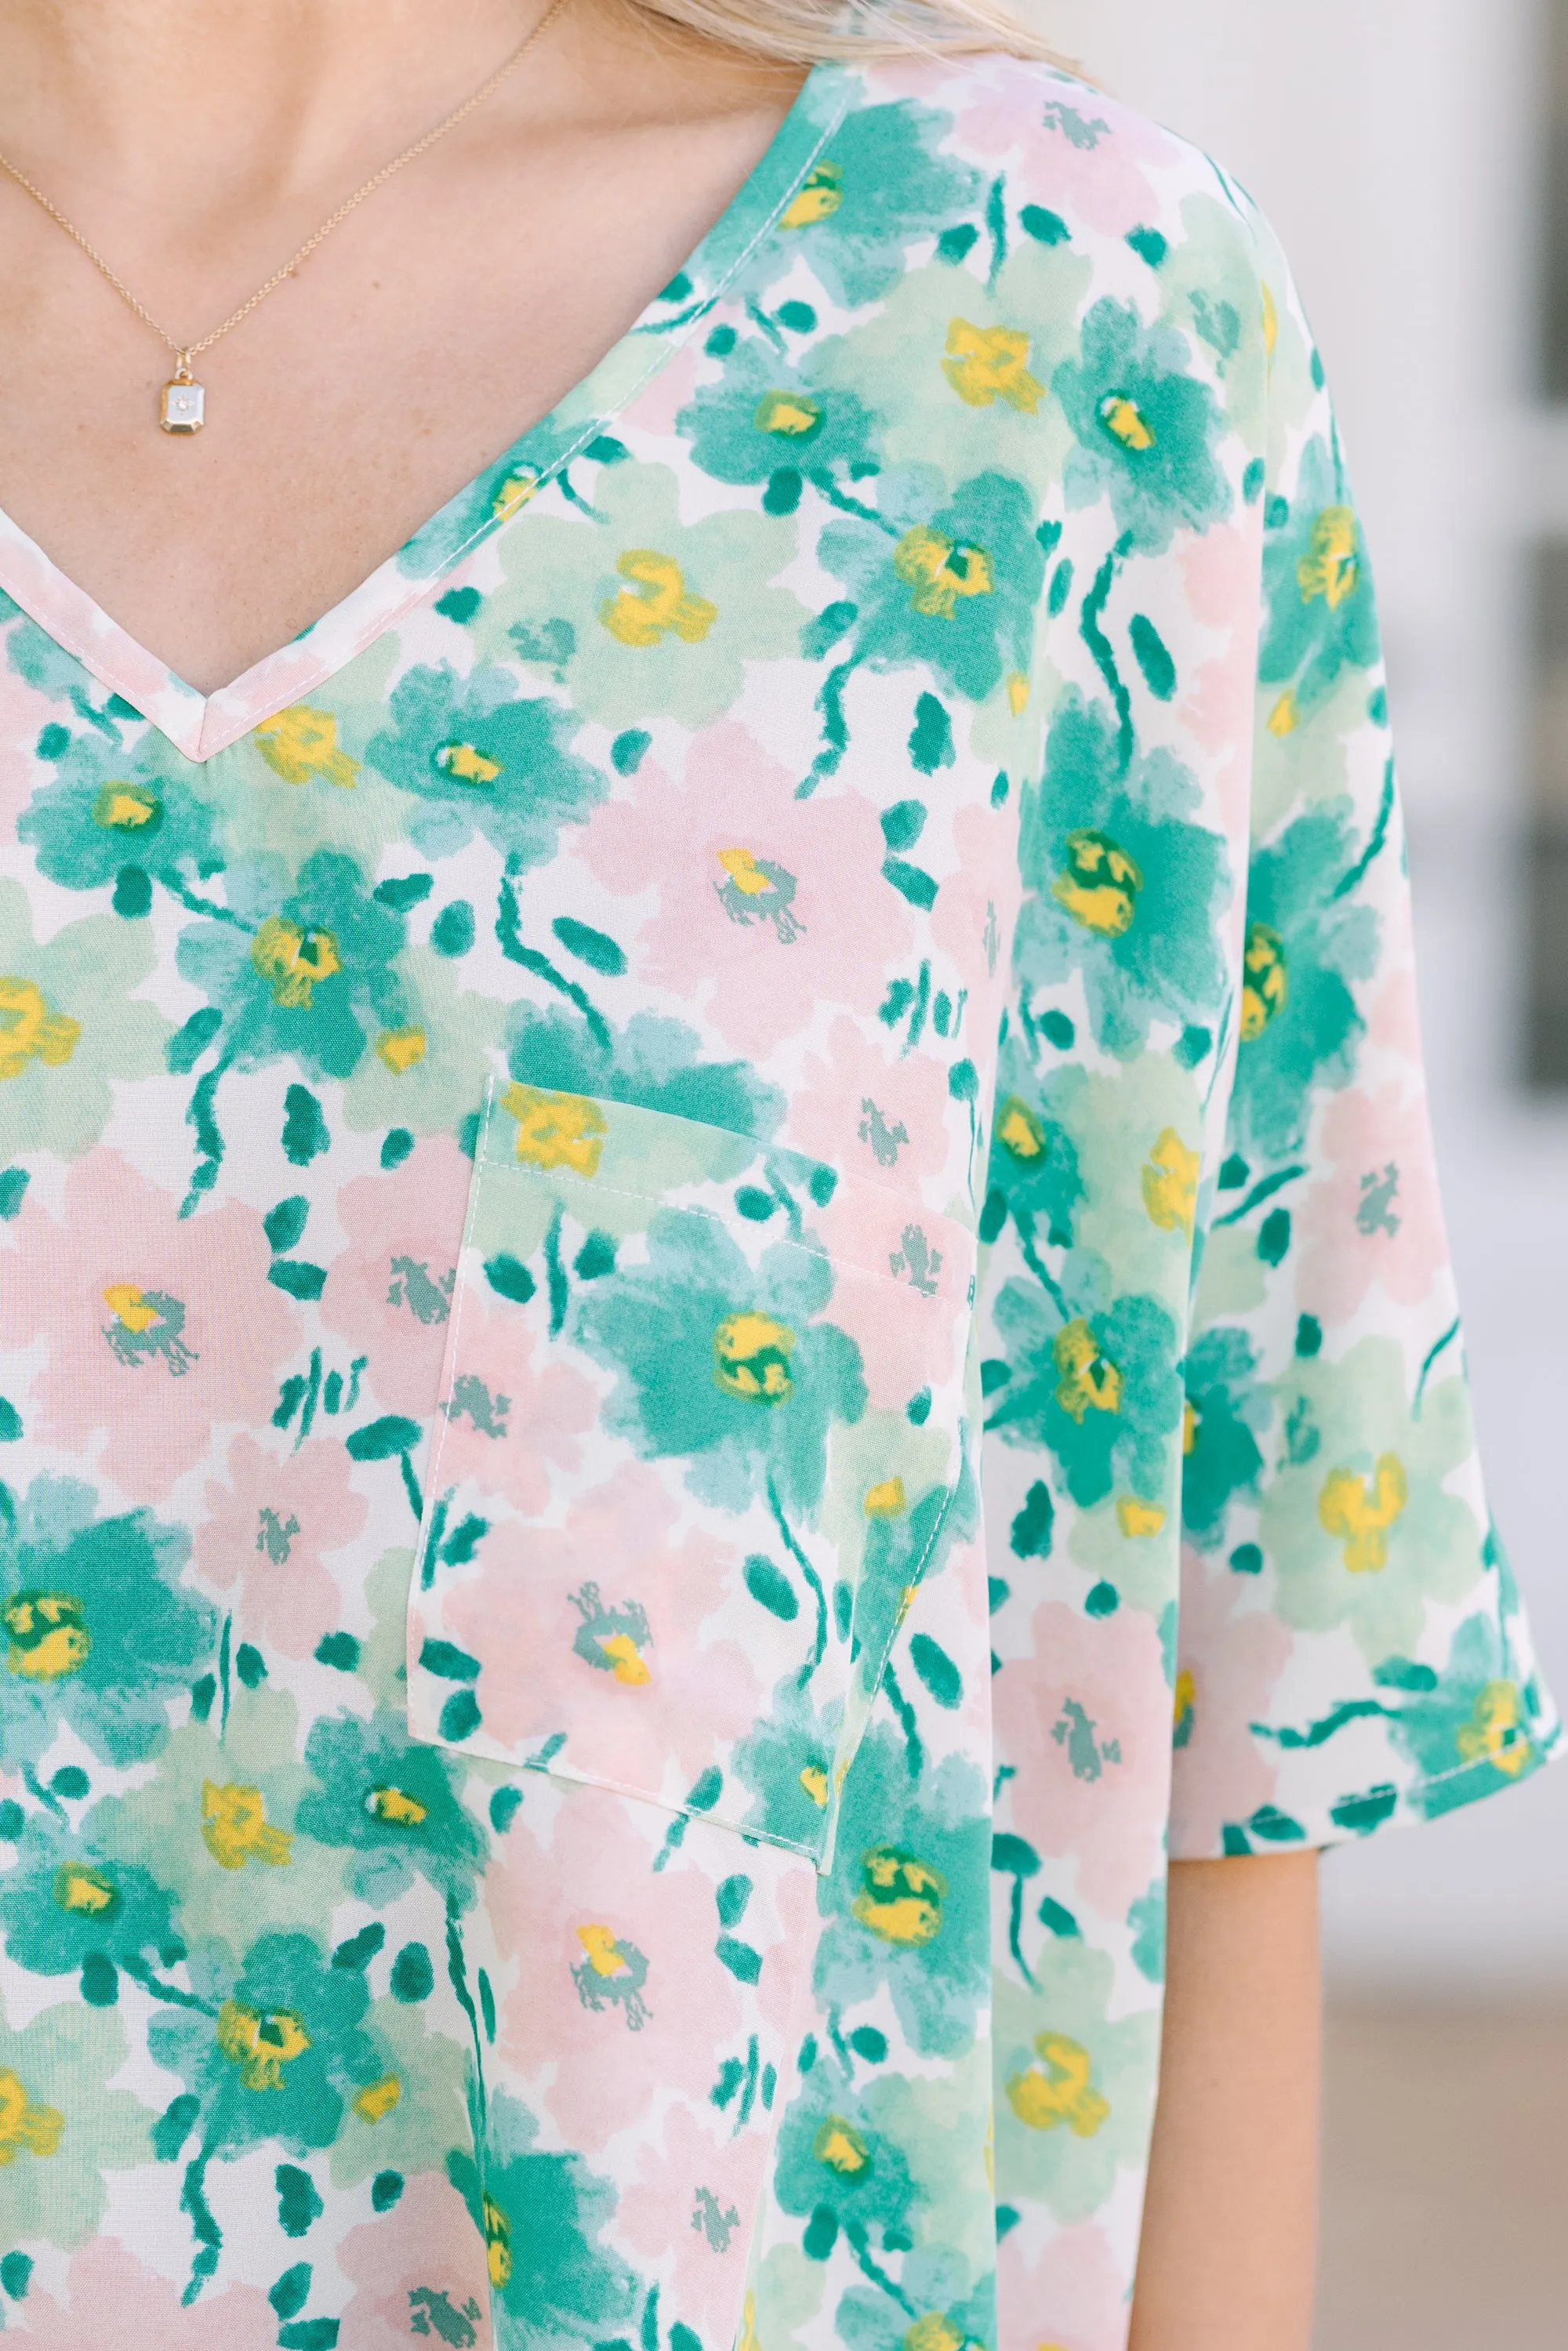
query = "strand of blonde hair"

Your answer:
(622, 0), (1076, 68)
